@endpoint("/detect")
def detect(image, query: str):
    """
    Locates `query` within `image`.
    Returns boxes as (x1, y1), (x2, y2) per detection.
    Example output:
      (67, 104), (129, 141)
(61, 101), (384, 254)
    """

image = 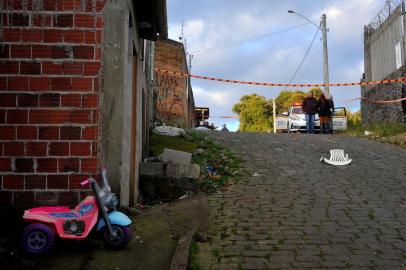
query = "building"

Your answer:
(0, 0), (167, 207)
(154, 39), (195, 128)
(362, 1), (406, 123)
